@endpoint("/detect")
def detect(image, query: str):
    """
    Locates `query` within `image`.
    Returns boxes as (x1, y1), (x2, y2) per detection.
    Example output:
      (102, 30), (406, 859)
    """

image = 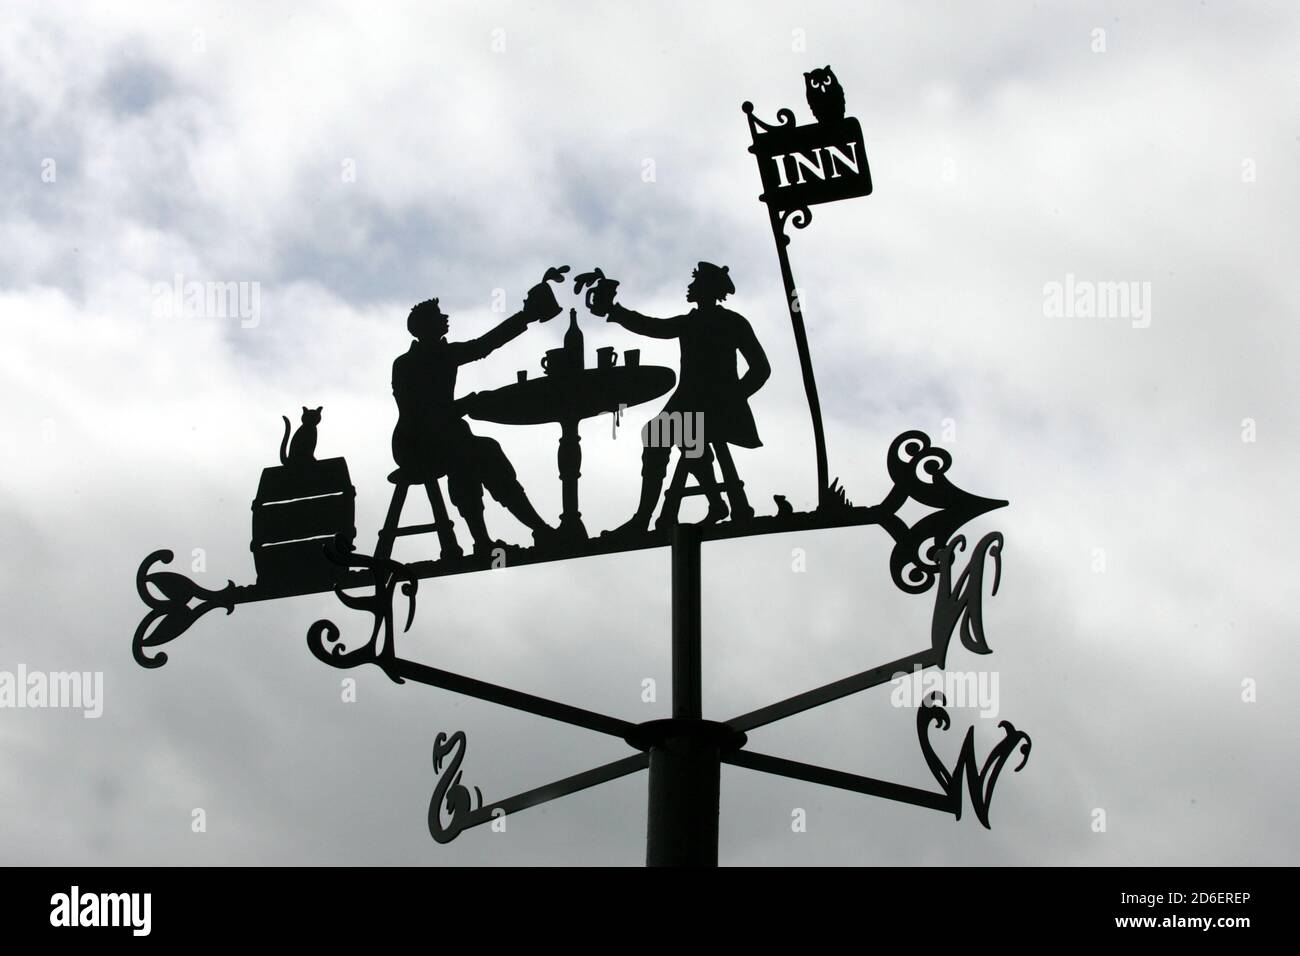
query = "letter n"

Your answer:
(931, 532), (1003, 660)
